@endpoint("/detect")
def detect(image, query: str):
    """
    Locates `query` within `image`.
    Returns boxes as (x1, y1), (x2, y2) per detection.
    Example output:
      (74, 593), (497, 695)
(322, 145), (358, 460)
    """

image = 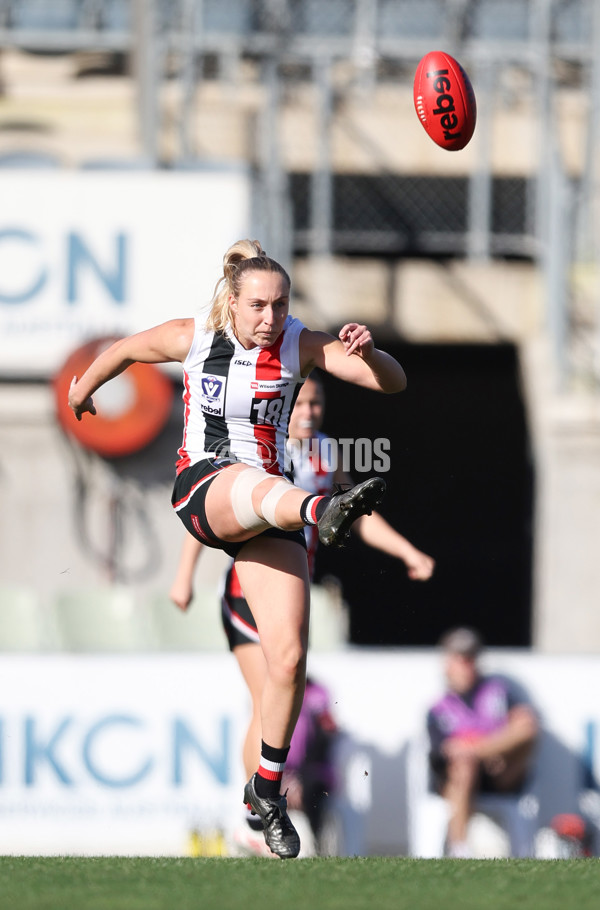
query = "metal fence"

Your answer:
(0, 1), (594, 56)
